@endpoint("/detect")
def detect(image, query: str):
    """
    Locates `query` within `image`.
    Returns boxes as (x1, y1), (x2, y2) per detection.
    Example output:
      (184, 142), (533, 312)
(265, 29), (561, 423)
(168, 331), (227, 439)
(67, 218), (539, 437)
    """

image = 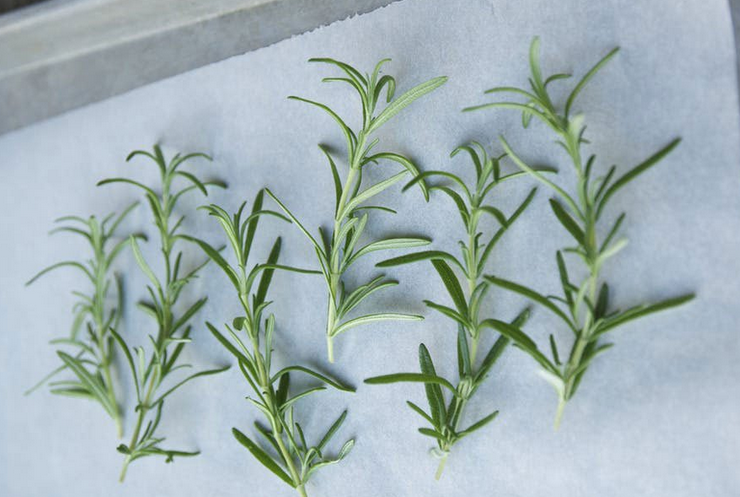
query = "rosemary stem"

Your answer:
(323, 129), (364, 363)
(120, 408), (146, 482)
(335, 163), (359, 224)
(469, 338), (480, 367)
(120, 415), (142, 483)
(274, 429), (304, 493)
(325, 281), (338, 363)
(325, 160), (359, 363)
(327, 335), (335, 364)
(97, 321), (122, 437)
(438, 224), (480, 478)
(261, 378), (305, 493)
(467, 211), (481, 365)
(560, 269), (598, 410)
(102, 361), (123, 438)
(119, 185), (175, 481)
(120, 376), (156, 482)
(557, 157), (600, 426)
(94, 247), (122, 438)
(248, 309), (305, 494)
(119, 459), (130, 483)
(554, 395), (566, 430)
(435, 454), (448, 481)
